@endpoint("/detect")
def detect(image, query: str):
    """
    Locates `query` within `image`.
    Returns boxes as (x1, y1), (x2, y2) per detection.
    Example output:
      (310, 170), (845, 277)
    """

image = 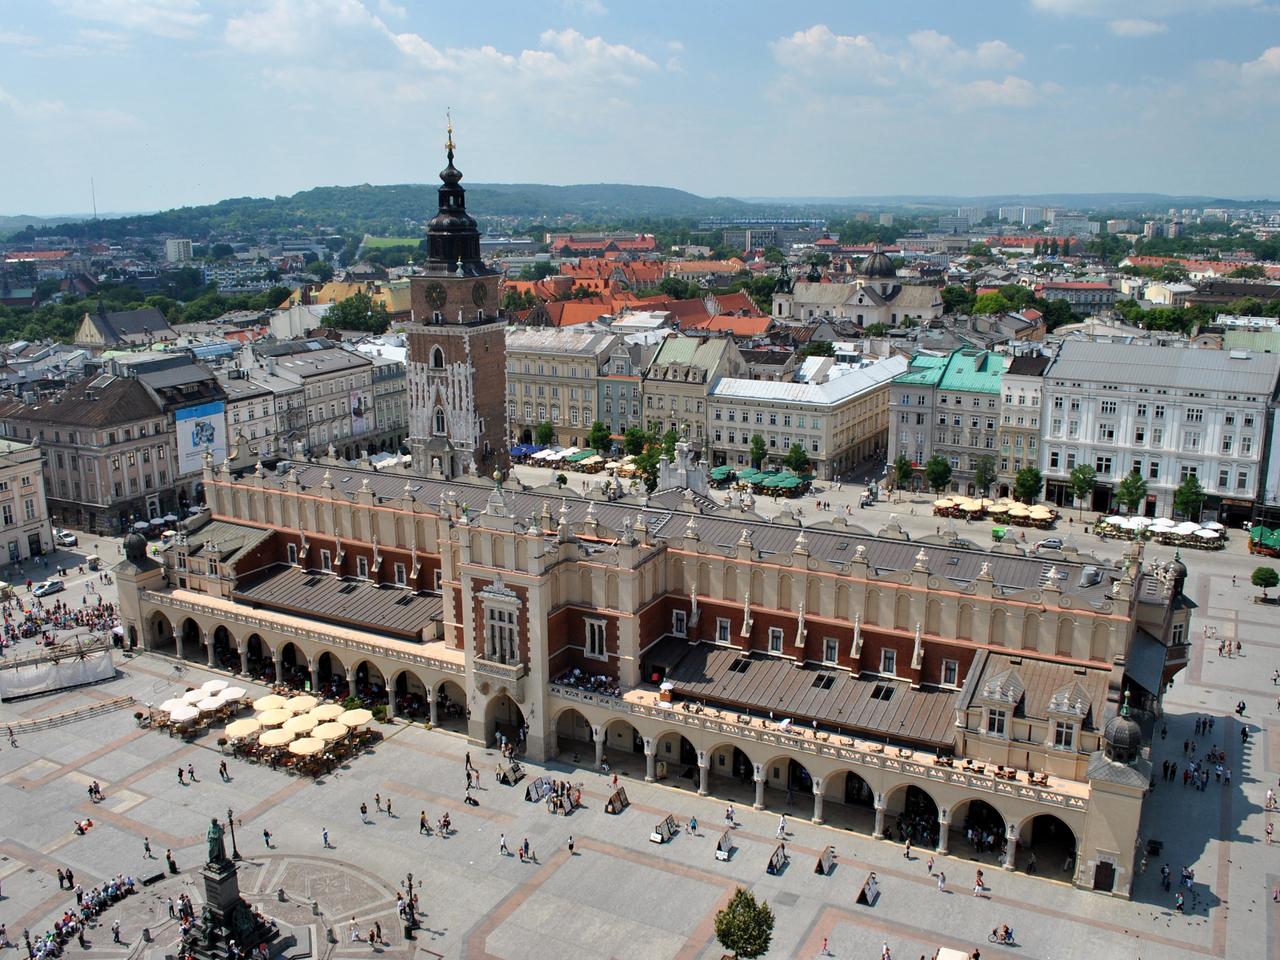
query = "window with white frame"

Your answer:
(823, 637), (838, 664)
(1053, 720), (1076, 751)
(986, 708), (1007, 737)
(768, 627), (784, 653)
(941, 659), (958, 687)
(356, 556), (369, 579)
(586, 619), (607, 659)
(672, 609), (687, 637)
(880, 648), (897, 676)
(485, 606), (518, 663)
(716, 618), (731, 644)
(286, 543), (298, 565)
